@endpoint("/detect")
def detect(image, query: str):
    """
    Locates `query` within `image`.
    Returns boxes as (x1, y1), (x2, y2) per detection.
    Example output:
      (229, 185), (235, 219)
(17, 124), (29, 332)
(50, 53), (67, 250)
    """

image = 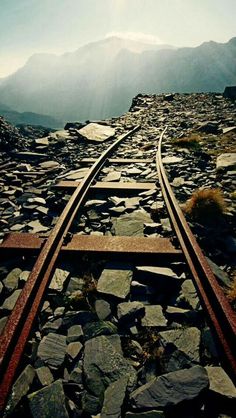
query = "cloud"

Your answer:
(105, 31), (163, 45)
